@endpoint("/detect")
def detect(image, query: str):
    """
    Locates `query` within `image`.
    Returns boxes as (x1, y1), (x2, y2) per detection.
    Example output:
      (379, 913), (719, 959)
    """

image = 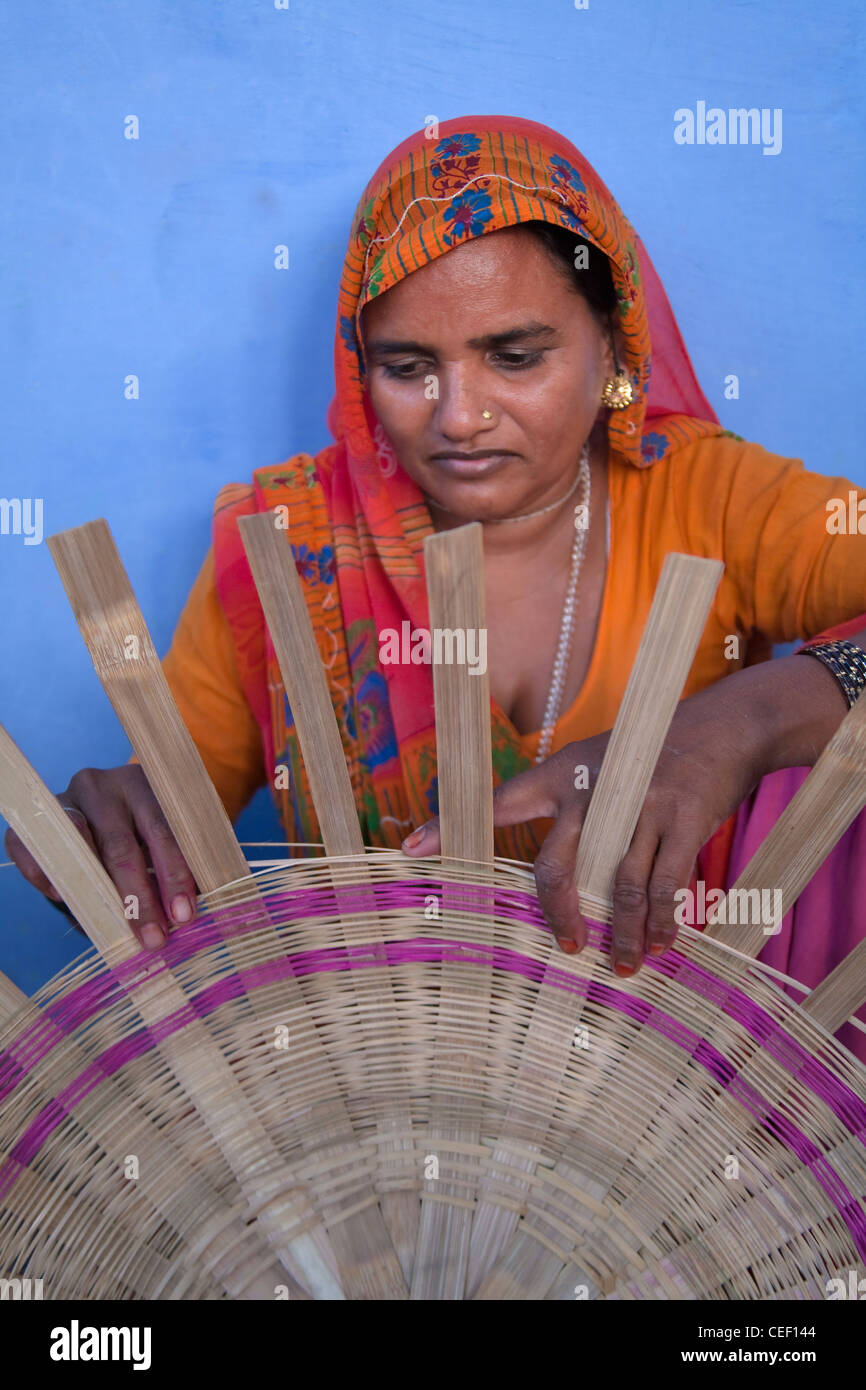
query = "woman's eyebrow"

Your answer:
(365, 321), (559, 358)
(467, 321), (558, 349)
